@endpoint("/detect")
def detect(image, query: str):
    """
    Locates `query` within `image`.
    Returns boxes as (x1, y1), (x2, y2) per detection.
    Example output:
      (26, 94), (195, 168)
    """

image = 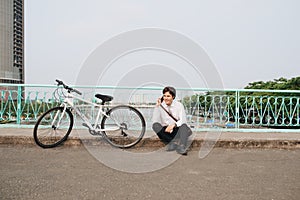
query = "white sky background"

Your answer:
(25, 0), (300, 89)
